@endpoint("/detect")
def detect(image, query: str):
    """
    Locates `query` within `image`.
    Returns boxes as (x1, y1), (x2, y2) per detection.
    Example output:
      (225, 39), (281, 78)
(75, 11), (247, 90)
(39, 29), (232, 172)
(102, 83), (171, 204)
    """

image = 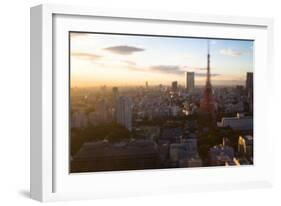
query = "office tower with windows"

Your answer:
(186, 72), (195, 92)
